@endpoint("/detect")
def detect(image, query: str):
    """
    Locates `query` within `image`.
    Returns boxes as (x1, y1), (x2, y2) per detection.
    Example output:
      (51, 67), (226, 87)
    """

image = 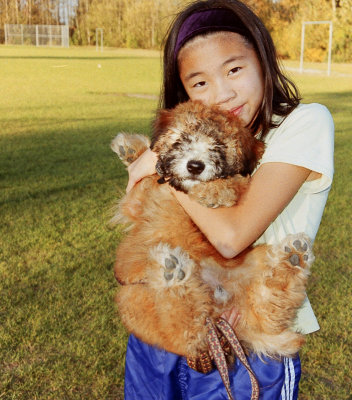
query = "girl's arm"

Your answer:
(126, 149), (312, 258)
(171, 162), (311, 258)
